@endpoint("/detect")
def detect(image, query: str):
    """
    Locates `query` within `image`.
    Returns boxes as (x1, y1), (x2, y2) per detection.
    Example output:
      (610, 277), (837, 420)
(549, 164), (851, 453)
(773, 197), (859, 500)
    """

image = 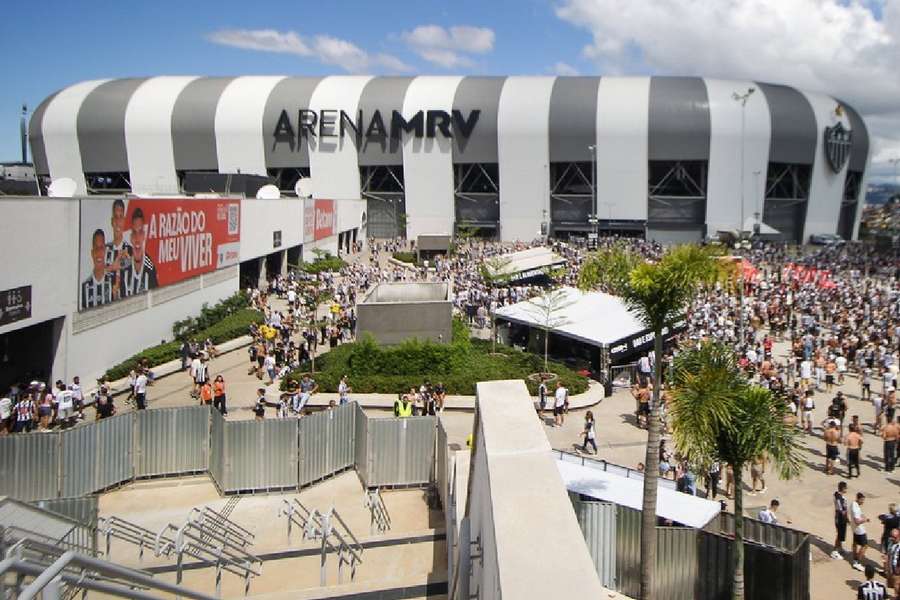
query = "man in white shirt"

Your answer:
(134, 370), (148, 410)
(554, 382), (568, 428)
(851, 492), (870, 572)
(800, 359), (813, 388)
(70, 376), (84, 421)
(0, 397), (10, 433)
(338, 375), (351, 406)
(55, 381), (75, 428)
(758, 499), (779, 524)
